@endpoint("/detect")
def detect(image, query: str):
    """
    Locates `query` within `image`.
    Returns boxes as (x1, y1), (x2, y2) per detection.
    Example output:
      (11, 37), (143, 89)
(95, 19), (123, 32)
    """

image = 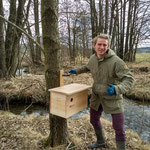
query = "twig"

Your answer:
(21, 102), (33, 114)
(0, 15), (44, 53)
(66, 137), (72, 150)
(6, 96), (10, 111)
(66, 142), (72, 150)
(68, 146), (78, 150)
(21, 84), (32, 91)
(139, 96), (145, 136)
